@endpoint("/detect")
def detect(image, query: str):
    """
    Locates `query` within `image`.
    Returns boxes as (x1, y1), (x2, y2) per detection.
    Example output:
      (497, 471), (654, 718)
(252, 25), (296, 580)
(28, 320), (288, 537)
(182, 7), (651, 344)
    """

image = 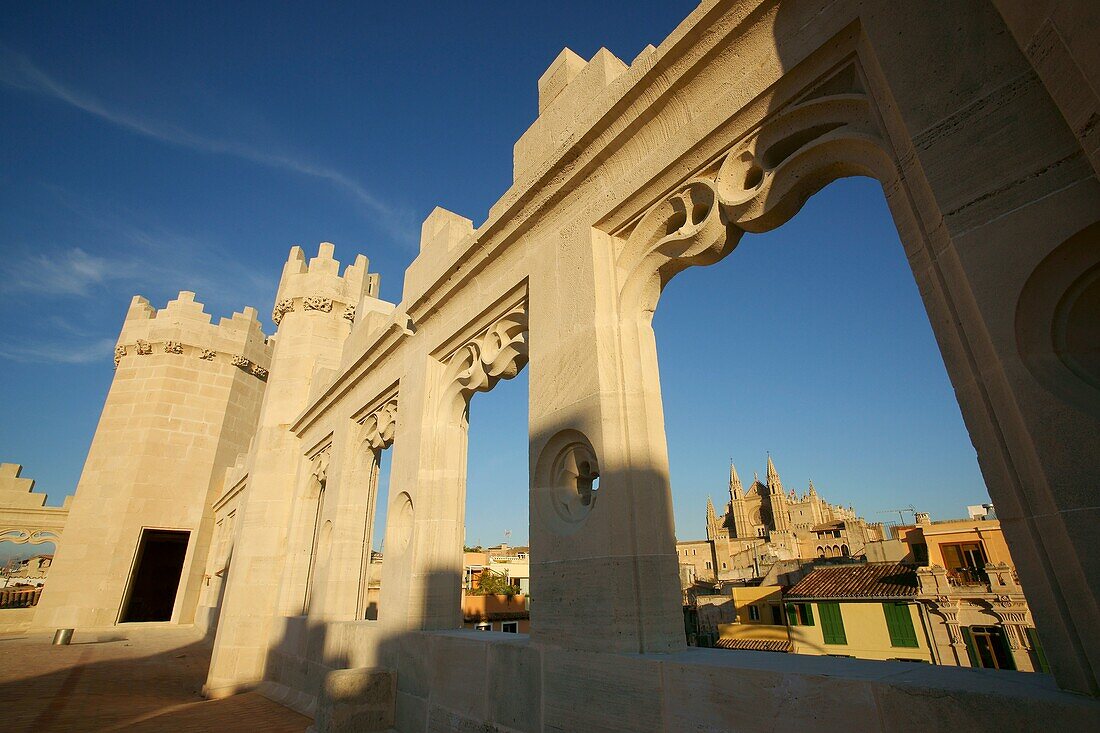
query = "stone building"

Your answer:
(678, 457), (884, 581)
(3, 0), (1099, 728)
